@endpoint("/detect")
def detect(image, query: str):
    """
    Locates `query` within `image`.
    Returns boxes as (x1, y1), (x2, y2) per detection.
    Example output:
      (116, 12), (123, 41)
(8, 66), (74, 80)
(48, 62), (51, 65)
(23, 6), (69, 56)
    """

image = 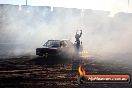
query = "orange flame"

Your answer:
(78, 65), (86, 76)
